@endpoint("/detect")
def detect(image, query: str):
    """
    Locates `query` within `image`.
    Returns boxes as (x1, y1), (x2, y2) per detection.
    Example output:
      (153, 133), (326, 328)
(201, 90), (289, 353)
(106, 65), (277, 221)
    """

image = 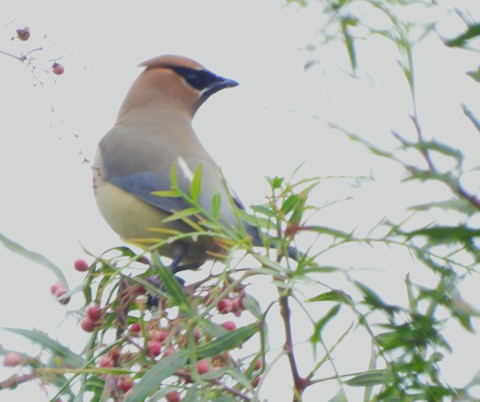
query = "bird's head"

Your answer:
(121, 54), (238, 117)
